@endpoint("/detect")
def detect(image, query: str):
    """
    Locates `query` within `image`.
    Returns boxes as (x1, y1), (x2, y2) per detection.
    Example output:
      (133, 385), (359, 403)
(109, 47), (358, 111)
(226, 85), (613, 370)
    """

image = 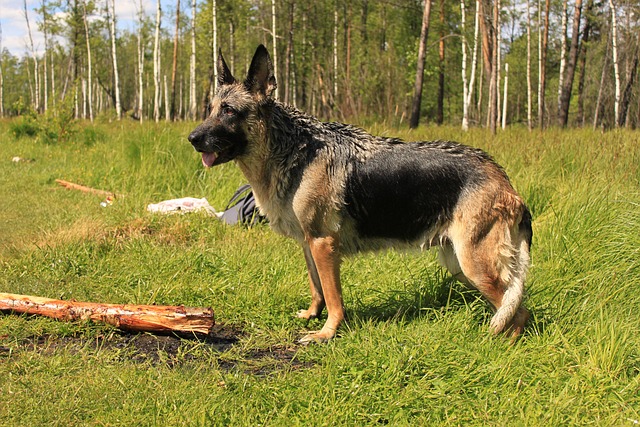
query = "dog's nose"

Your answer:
(188, 128), (203, 145)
